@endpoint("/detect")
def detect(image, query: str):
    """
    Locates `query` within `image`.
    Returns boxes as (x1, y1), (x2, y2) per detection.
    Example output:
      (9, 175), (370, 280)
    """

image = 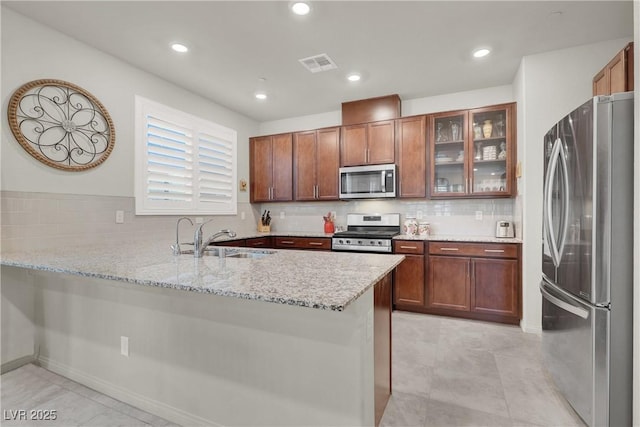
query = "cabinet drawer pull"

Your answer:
(400, 245), (417, 250)
(281, 240), (295, 244)
(309, 242), (324, 246)
(440, 247), (459, 251)
(484, 249), (505, 253)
